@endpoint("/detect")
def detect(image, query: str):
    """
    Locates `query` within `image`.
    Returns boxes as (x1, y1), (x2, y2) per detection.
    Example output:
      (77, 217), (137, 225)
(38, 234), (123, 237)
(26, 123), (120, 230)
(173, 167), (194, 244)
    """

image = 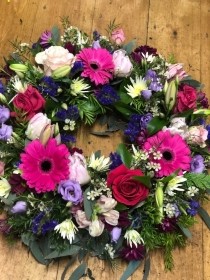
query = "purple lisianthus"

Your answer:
(190, 155), (205, 173)
(11, 201), (27, 214)
(40, 30), (52, 48)
(92, 40), (101, 49)
(142, 89), (152, 100)
(145, 69), (163, 92)
(58, 179), (83, 204)
(0, 106), (10, 123)
(111, 226), (122, 243)
(0, 124), (13, 141)
(120, 244), (145, 261)
(140, 113), (153, 129)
